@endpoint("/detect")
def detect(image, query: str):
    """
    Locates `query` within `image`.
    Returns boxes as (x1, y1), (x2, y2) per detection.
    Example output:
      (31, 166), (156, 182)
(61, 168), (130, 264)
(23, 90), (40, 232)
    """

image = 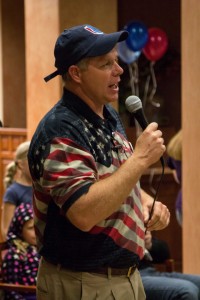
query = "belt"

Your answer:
(89, 265), (137, 277)
(44, 258), (137, 278)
